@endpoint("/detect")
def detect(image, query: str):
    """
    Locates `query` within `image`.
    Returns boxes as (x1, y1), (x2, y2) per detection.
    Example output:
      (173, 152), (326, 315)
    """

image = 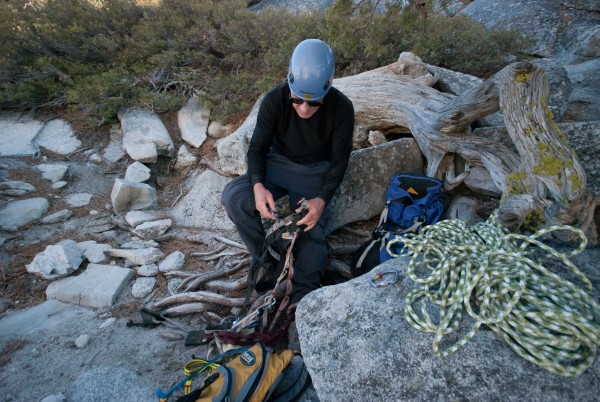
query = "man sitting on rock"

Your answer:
(221, 39), (355, 347)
